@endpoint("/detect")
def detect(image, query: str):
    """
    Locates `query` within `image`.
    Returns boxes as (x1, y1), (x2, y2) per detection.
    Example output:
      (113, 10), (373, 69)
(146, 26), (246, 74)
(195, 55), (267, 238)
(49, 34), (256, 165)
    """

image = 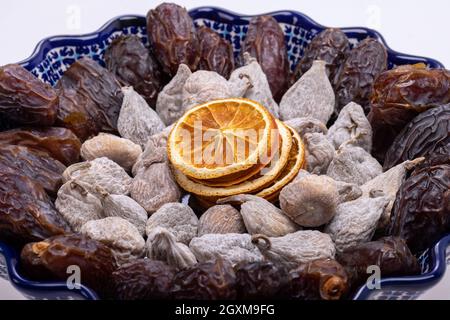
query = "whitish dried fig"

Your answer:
(198, 205), (246, 236)
(280, 60), (335, 123)
(327, 145), (382, 185)
(280, 175), (339, 227)
(63, 157), (132, 195)
(182, 71), (232, 110)
(80, 217), (145, 266)
(156, 64), (192, 126)
(228, 53), (279, 118)
(252, 231), (335, 270)
(284, 117), (328, 137)
(81, 133), (142, 172)
(118, 86), (165, 149)
(360, 158), (424, 230)
(146, 203), (198, 245)
(190, 233), (264, 266)
(327, 102), (372, 152)
(219, 195), (299, 237)
(97, 190), (148, 236)
(324, 196), (389, 252)
(146, 226), (197, 269)
(303, 133), (335, 174)
(55, 180), (103, 232)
